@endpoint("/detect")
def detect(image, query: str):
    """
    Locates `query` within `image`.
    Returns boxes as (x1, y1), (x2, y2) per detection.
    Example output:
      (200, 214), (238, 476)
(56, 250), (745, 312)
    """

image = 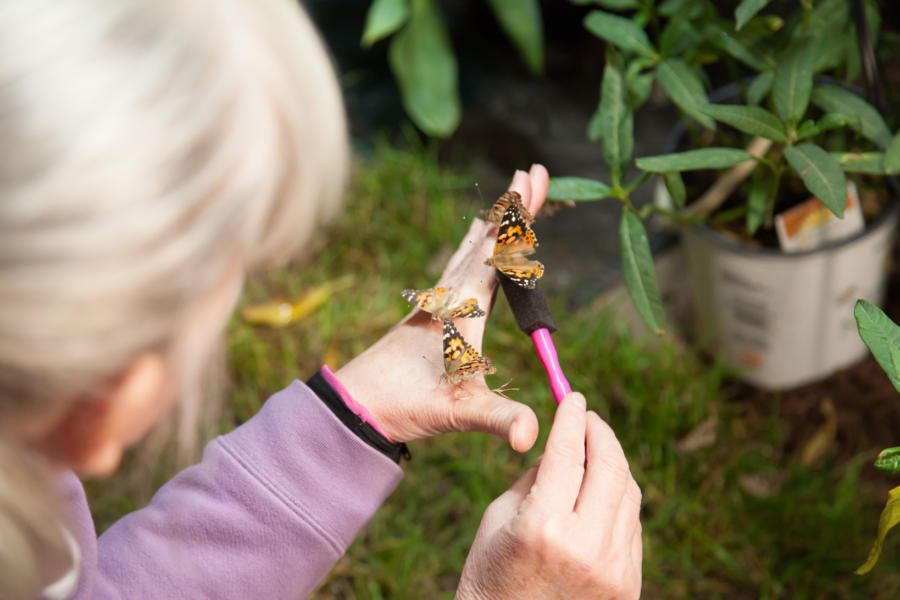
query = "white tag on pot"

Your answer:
(775, 182), (864, 253)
